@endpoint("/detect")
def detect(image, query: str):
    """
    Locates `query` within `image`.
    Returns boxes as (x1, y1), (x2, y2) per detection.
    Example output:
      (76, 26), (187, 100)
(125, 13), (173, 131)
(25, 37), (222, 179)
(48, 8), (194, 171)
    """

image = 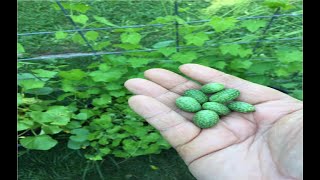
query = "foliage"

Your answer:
(17, 0), (302, 161)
